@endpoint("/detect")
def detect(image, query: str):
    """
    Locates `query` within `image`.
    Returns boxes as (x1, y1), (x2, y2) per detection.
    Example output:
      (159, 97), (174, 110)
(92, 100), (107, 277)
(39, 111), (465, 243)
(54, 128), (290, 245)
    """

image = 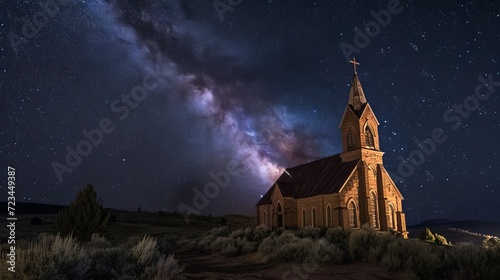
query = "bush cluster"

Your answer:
(0, 234), (184, 280)
(418, 227), (450, 245)
(187, 224), (500, 279)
